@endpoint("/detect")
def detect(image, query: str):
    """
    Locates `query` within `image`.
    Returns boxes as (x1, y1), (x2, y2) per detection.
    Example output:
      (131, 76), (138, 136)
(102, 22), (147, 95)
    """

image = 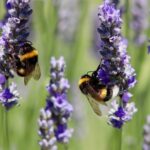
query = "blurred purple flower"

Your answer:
(97, 1), (137, 128)
(56, 0), (80, 42)
(90, 11), (101, 58)
(38, 57), (73, 150)
(143, 116), (150, 150)
(131, 0), (148, 46)
(148, 45), (150, 54)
